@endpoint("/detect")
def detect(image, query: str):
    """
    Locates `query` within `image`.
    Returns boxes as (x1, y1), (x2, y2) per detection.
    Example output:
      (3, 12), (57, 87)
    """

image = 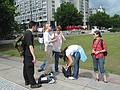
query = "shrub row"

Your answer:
(109, 28), (120, 32)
